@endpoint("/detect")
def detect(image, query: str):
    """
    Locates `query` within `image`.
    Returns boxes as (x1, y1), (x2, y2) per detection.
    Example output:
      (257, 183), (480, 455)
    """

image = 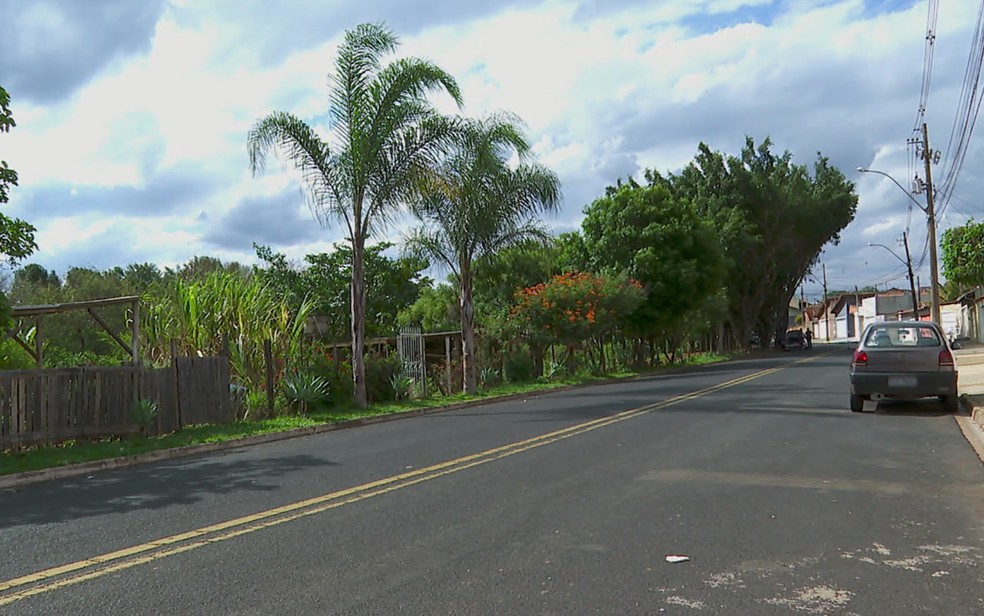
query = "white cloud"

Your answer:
(2, 0), (982, 300)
